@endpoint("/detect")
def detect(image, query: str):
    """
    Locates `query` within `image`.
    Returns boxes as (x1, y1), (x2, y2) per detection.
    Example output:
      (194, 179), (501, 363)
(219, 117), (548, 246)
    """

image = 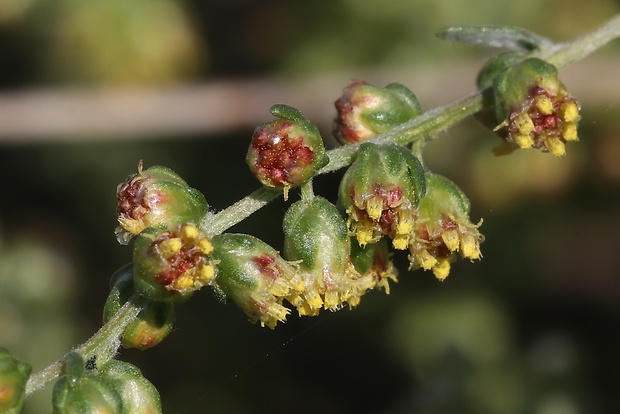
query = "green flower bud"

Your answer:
(350, 237), (398, 294)
(338, 142), (426, 250)
(491, 57), (580, 156)
(333, 80), (422, 144)
(283, 196), (377, 315)
(104, 264), (175, 350)
(99, 360), (162, 414)
(52, 353), (122, 414)
(133, 223), (216, 303)
(210, 233), (301, 328)
(116, 161), (208, 244)
(0, 347), (31, 414)
(246, 104), (329, 199)
(408, 172), (483, 281)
